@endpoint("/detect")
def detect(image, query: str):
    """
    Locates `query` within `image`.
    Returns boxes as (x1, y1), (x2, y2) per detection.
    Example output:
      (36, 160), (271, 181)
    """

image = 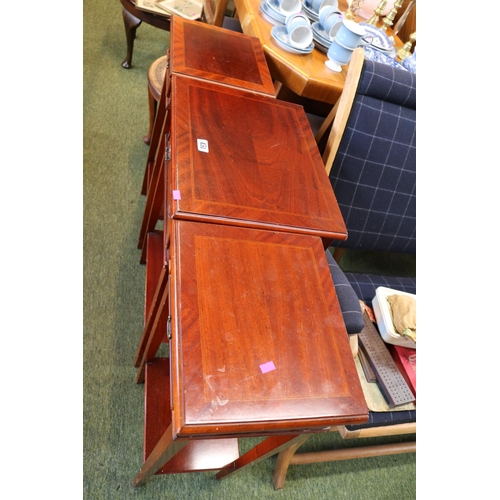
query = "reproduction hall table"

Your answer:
(133, 220), (368, 486)
(133, 16), (368, 488)
(233, 0), (402, 104)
